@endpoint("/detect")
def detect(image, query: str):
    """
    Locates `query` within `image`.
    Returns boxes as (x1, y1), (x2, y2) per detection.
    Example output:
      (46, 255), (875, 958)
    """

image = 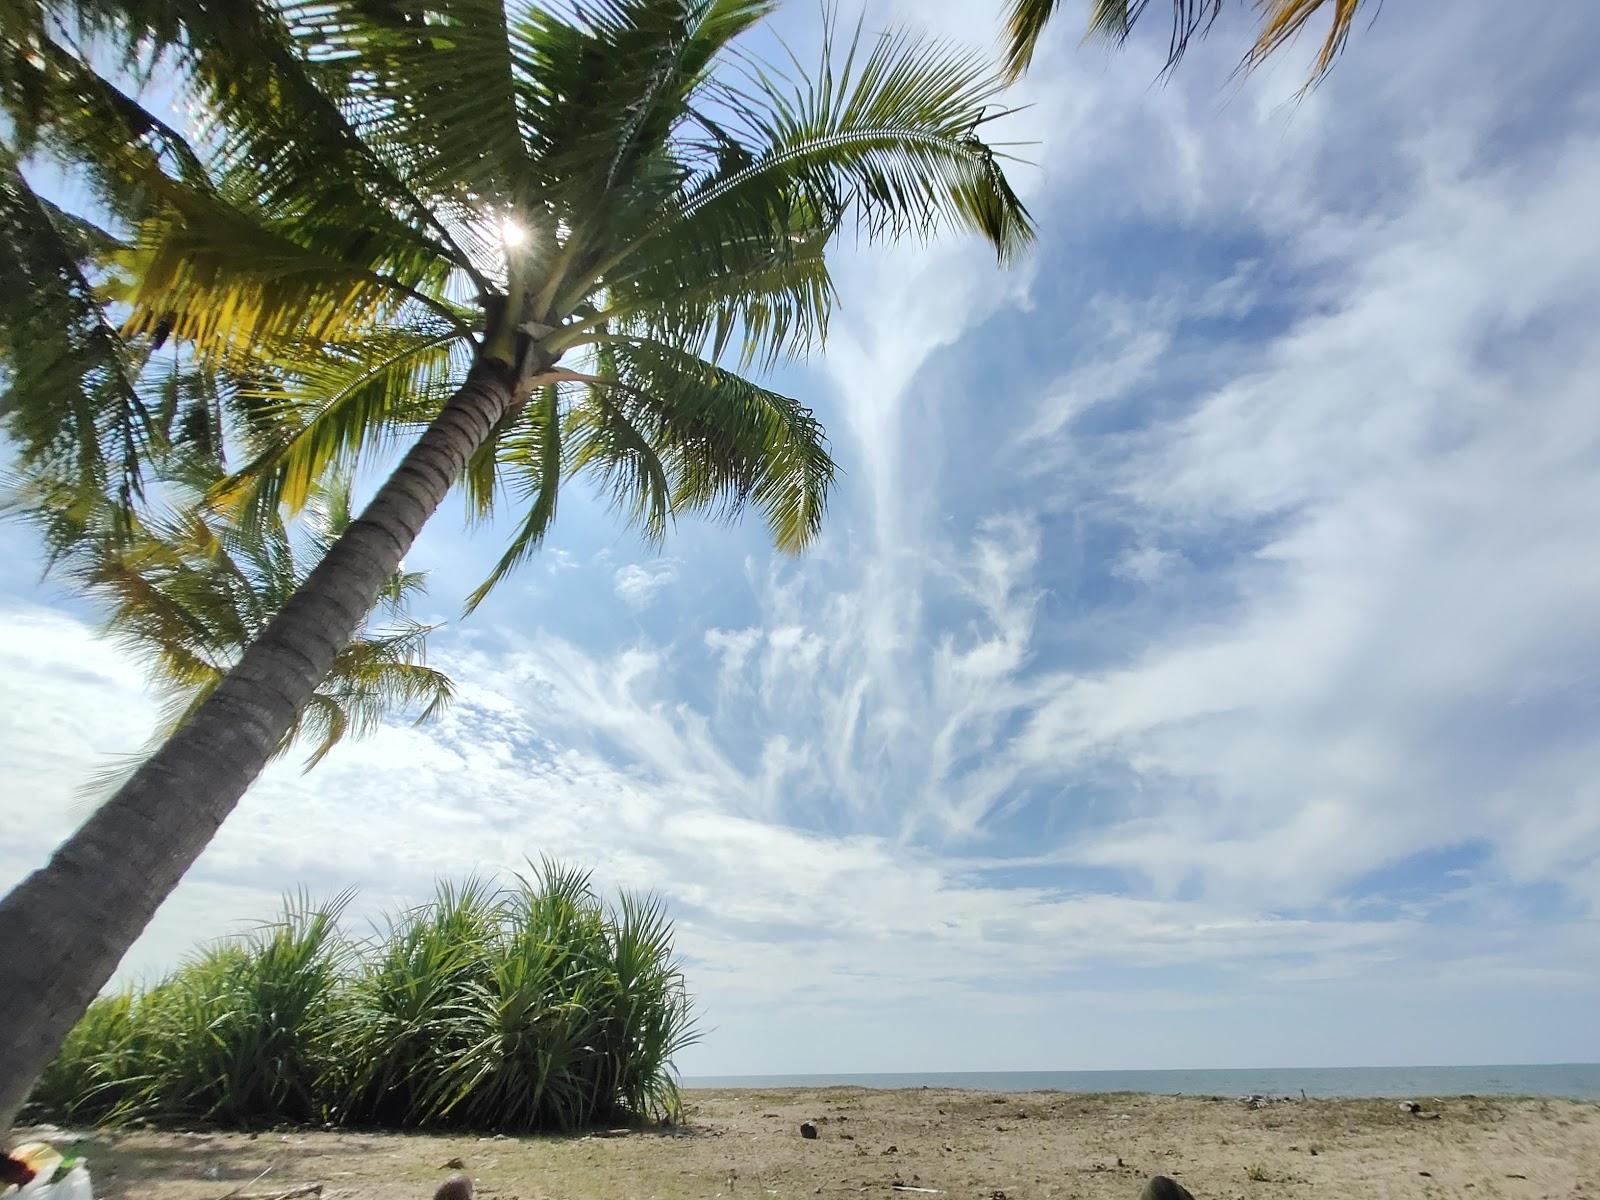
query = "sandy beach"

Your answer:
(15, 1086), (1598, 1200)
